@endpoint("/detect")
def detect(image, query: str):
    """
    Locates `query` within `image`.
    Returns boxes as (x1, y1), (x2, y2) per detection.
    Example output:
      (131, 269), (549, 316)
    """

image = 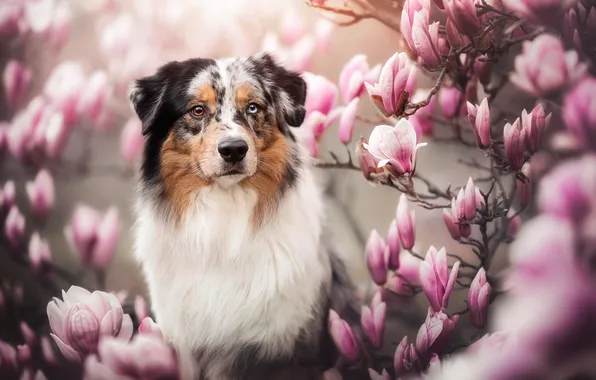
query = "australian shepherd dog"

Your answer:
(129, 53), (359, 380)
